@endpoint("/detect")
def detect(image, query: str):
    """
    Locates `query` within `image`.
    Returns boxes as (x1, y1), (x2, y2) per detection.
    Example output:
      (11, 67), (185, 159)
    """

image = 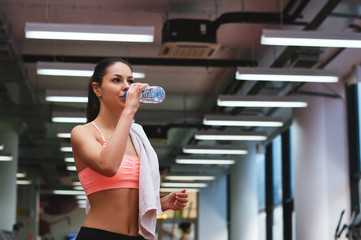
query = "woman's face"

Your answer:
(95, 62), (134, 109)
